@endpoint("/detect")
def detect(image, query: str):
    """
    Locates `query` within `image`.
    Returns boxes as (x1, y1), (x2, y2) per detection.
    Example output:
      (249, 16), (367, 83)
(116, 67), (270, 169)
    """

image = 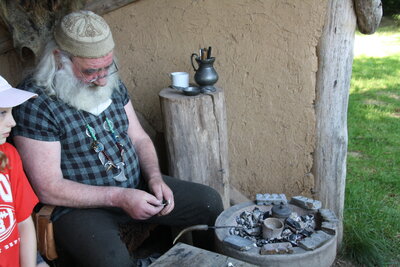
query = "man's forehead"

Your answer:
(73, 51), (114, 67)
